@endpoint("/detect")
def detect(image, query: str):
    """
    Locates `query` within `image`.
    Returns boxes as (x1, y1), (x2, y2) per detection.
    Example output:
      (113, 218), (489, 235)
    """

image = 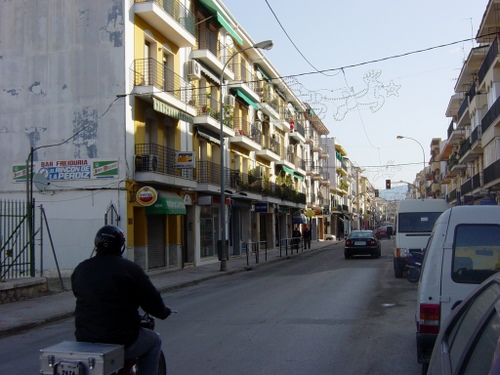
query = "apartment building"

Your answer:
(438, 0), (500, 206)
(1, 0), (343, 276)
